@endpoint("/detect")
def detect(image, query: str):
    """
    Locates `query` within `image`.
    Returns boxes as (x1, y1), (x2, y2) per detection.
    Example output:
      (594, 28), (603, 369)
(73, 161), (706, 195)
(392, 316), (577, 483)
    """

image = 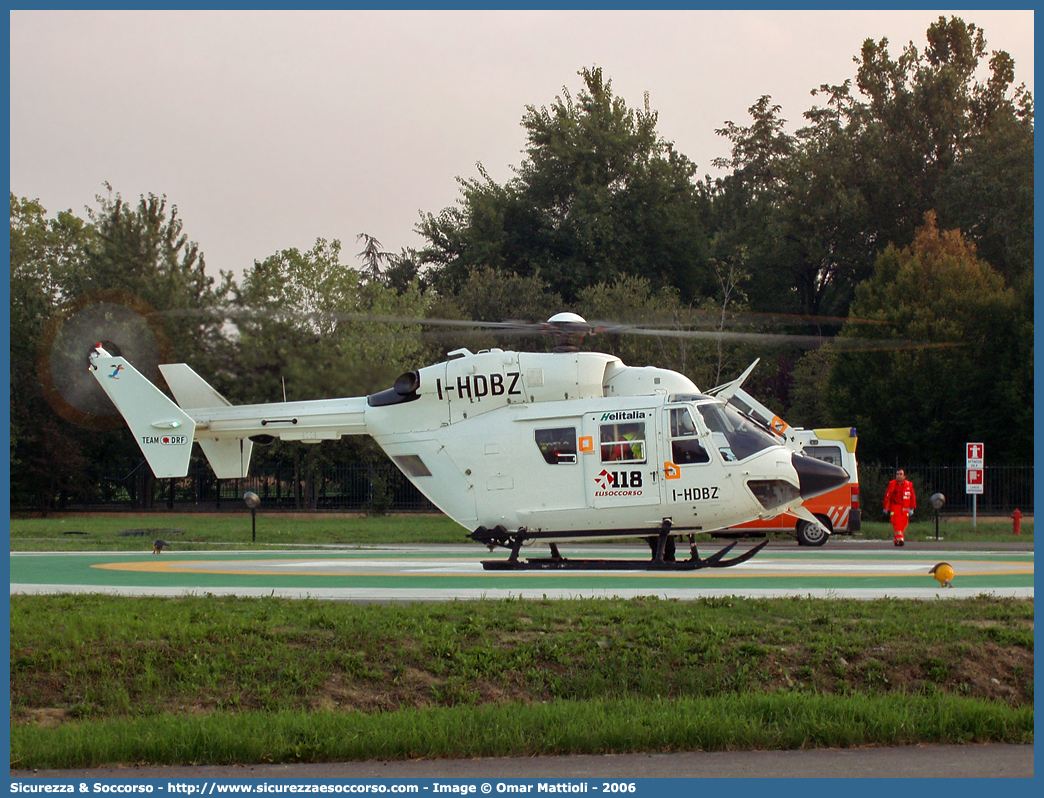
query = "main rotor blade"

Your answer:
(586, 324), (961, 351)
(150, 308), (960, 352)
